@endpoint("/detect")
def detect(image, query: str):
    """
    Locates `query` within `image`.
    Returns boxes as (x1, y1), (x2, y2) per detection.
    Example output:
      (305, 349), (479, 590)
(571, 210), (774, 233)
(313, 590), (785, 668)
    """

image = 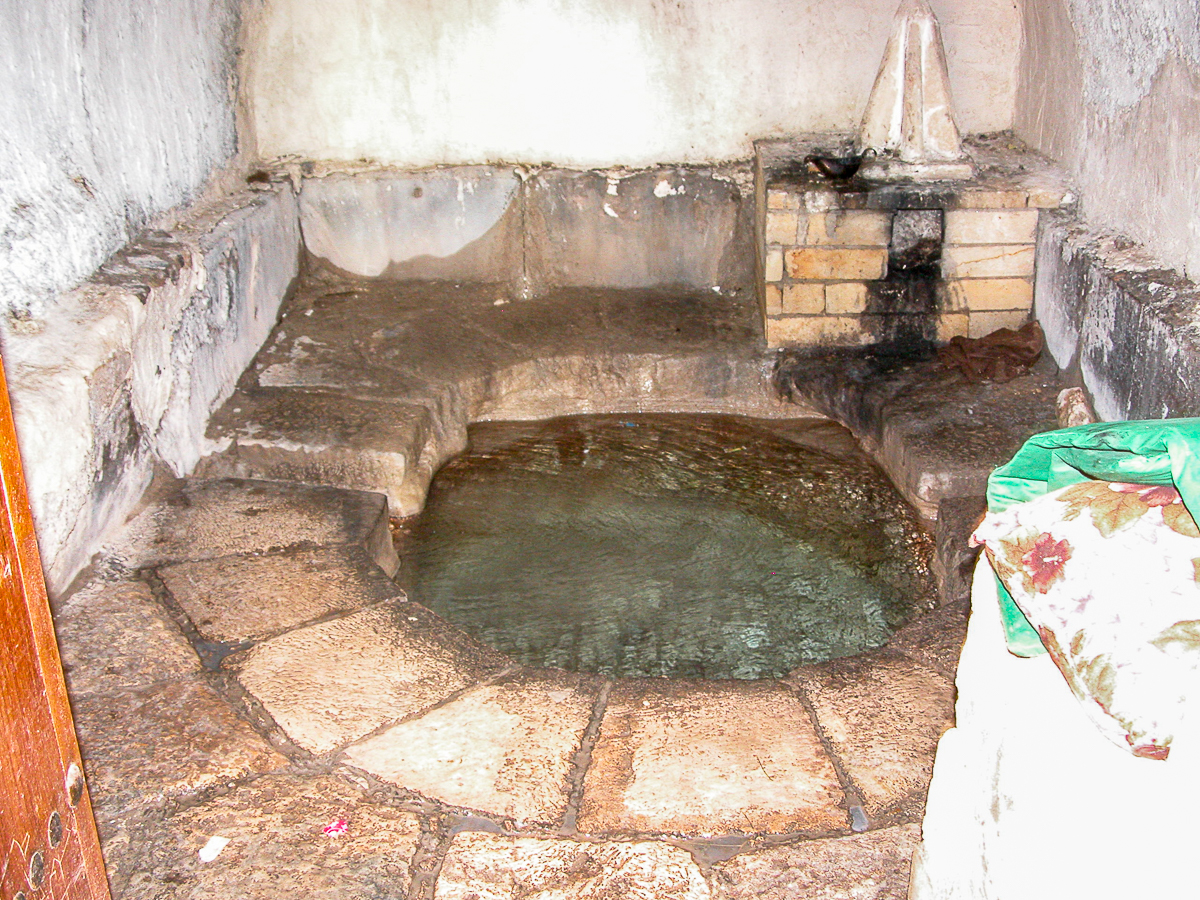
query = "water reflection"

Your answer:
(404, 414), (934, 679)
